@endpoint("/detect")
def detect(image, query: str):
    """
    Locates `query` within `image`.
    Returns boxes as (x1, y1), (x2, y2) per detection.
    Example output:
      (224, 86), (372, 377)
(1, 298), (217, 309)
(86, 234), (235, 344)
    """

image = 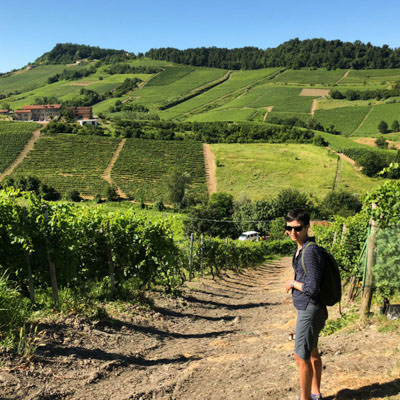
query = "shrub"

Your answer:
(268, 217), (286, 240)
(375, 136), (388, 149)
(66, 190), (82, 202)
(313, 135), (329, 147)
(106, 185), (119, 202)
(320, 190), (362, 219)
(94, 194), (103, 203)
(154, 200), (165, 211)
